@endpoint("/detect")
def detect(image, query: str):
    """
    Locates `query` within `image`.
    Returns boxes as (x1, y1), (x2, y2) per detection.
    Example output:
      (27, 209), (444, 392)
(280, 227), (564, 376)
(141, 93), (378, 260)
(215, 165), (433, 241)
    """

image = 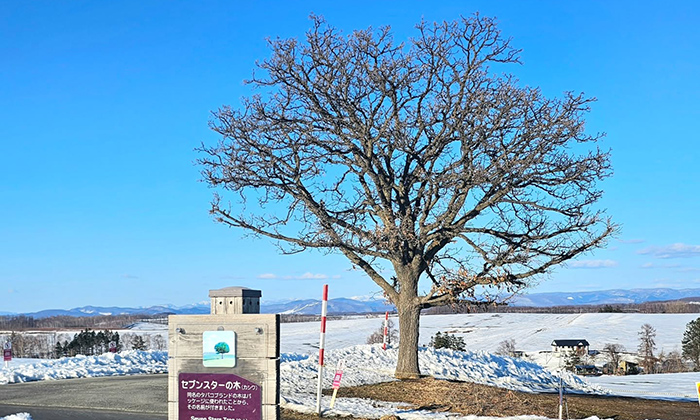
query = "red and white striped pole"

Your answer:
(382, 311), (389, 350)
(316, 284), (329, 415)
